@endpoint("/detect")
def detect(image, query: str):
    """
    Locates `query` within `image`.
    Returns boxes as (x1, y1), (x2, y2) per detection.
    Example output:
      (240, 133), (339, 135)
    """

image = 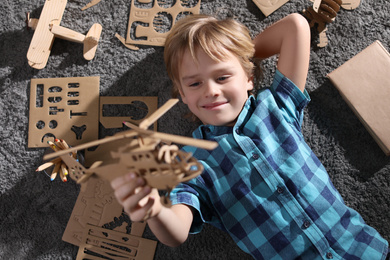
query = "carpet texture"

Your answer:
(1, 0), (389, 259)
